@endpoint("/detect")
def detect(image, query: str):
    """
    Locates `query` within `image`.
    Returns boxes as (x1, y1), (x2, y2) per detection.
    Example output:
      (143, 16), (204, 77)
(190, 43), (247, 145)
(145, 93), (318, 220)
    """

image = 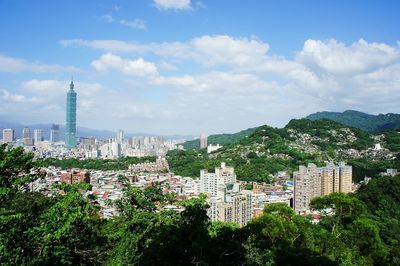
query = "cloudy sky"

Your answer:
(0, 0), (399, 135)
